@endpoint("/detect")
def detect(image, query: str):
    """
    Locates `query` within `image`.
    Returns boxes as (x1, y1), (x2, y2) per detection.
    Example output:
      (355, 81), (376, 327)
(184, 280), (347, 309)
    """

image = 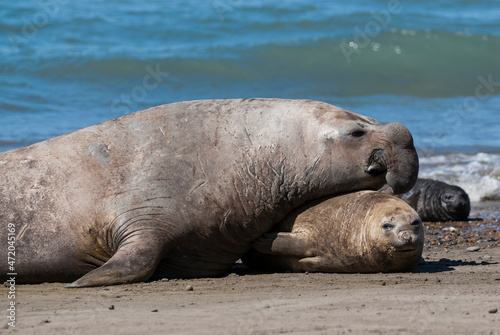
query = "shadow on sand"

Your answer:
(230, 257), (498, 276)
(414, 258), (498, 273)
